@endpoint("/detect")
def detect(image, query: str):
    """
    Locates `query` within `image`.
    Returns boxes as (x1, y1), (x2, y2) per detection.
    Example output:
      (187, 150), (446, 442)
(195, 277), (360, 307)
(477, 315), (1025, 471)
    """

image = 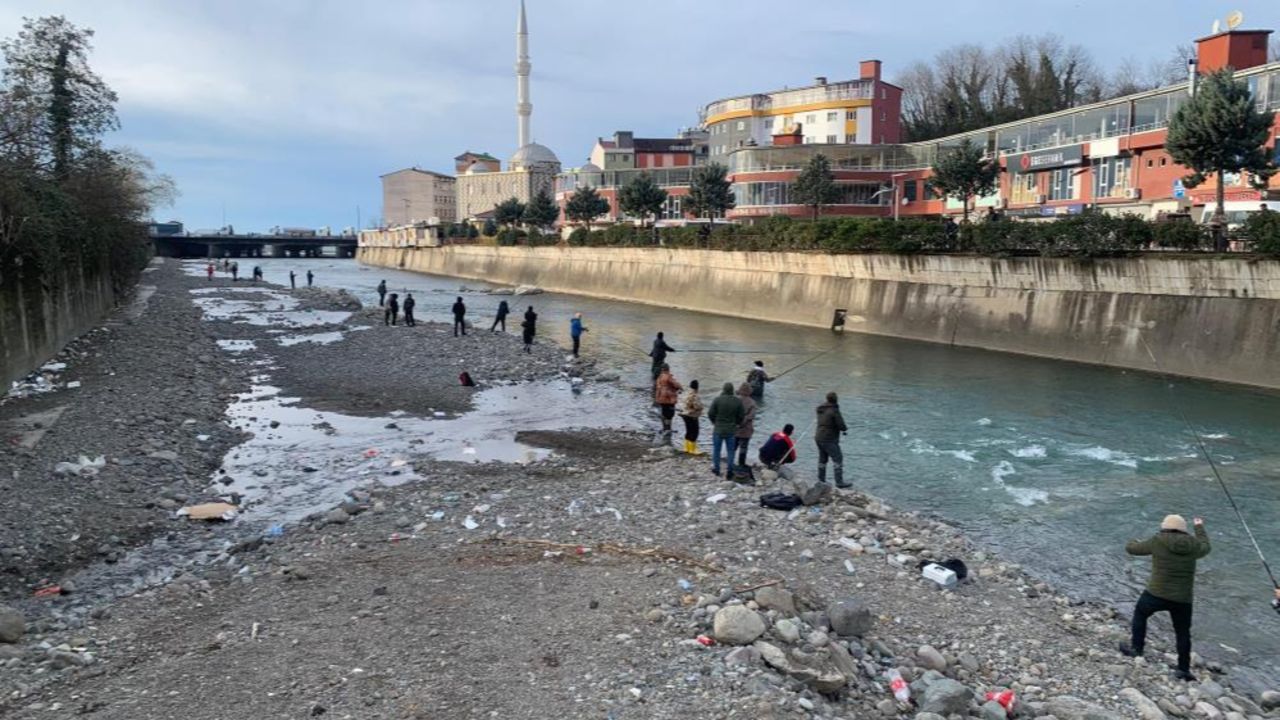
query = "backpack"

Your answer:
(459, 371), (476, 387)
(759, 492), (803, 511)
